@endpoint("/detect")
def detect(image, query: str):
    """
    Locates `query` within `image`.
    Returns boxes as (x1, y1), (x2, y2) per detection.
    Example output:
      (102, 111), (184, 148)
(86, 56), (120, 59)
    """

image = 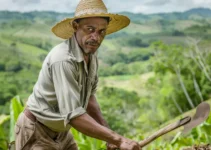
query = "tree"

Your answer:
(151, 40), (211, 114)
(97, 87), (140, 136)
